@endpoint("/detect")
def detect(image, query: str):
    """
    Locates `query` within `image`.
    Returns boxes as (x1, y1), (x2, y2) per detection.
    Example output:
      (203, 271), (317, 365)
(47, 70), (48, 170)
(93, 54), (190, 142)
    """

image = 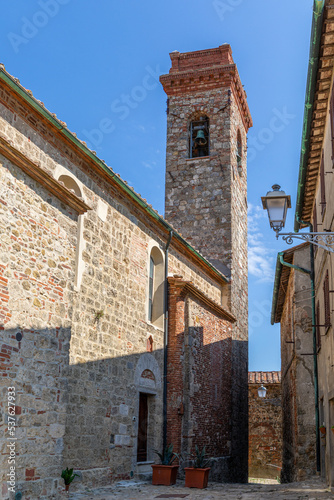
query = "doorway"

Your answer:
(330, 399), (334, 486)
(137, 393), (148, 462)
(319, 398), (326, 478)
